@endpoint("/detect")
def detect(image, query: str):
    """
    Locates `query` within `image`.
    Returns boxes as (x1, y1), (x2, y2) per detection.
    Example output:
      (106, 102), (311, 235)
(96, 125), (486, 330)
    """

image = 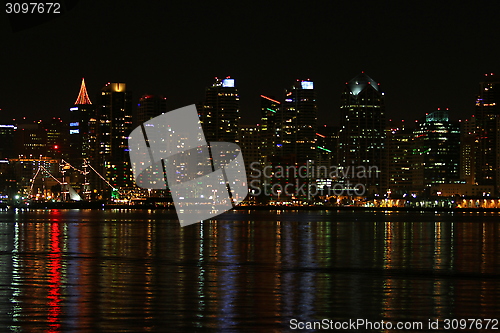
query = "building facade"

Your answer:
(412, 109), (460, 193)
(279, 79), (317, 163)
(474, 73), (500, 193)
(135, 94), (167, 127)
(199, 77), (240, 142)
(338, 72), (385, 194)
(98, 82), (133, 193)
